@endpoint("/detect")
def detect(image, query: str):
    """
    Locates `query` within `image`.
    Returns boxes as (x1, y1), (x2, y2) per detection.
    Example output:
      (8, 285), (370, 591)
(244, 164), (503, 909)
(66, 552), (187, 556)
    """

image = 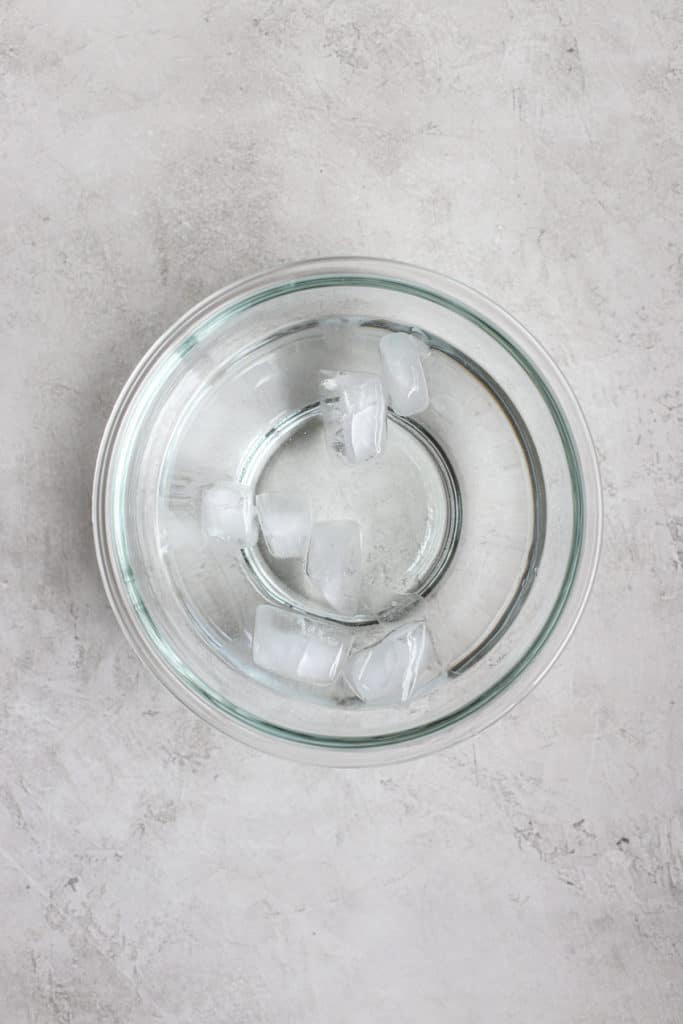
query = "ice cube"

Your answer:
(379, 332), (430, 416)
(251, 604), (349, 685)
(256, 492), (312, 559)
(201, 482), (258, 546)
(344, 620), (435, 703)
(319, 370), (387, 463)
(306, 520), (362, 614)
